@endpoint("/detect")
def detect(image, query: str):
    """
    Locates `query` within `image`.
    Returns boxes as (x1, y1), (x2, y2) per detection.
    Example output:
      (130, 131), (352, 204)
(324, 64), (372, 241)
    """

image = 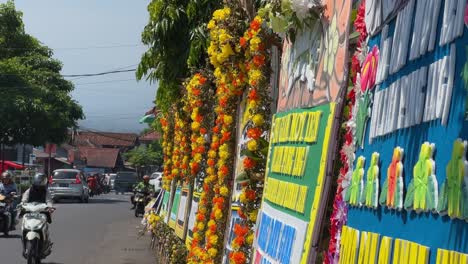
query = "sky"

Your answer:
(2, 0), (157, 133)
